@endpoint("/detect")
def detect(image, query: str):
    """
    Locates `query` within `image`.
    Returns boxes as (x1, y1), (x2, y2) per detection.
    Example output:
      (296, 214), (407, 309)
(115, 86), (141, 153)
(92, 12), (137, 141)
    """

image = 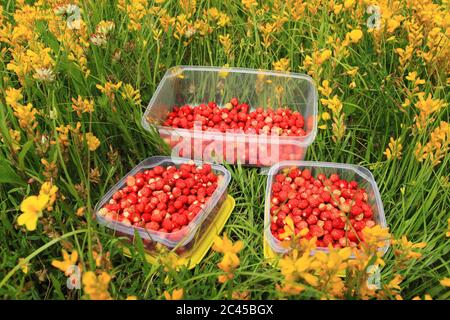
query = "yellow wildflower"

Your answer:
(415, 121), (449, 165)
(447, 219), (450, 237)
(163, 288), (184, 300)
(344, 0), (355, 9)
(322, 112), (331, 121)
(318, 80), (332, 97)
(17, 194), (49, 231)
(440, 278), (450, 287)
(414, 93), (446, 130)
(121, 83), (142, 105)
(71, 96), (94, 116)
(126, 296), (138, 300)
(51, 250), (79, 276)
(242, 0), (258, 10)
(347, 29), (363, 43)
(272, 58), (290, 72)
(85, 133), (101, 151)
(406, 72), (425, 87)
(384, 137), (403, 160)
(412, 294), (433, 300)
(392, 236), (427, 260)
(212, 233), (243, 283)
(232, 291), (250, 300)
(82, 271), (112, 300)
(213, 233), (243, 254)
(96, 81), (122, 102)
(39, 182), (58, 211)
(217, 13), (231, 27)
(279, 215), (295, 239)
(96, 20), (115, 36)
(5, 87), (23, 108)
(219, 34), (232, 57)
(19, 258), (29, 274)
(346, 67), (358, 77)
